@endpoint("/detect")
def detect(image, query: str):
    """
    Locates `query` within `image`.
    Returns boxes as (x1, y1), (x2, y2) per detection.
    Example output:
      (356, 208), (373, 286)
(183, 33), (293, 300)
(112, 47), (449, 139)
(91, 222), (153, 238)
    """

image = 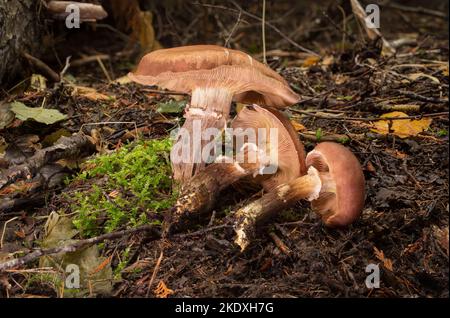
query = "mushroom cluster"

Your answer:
(128, 45), (365, 249)
(128, 45), (299, 182)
